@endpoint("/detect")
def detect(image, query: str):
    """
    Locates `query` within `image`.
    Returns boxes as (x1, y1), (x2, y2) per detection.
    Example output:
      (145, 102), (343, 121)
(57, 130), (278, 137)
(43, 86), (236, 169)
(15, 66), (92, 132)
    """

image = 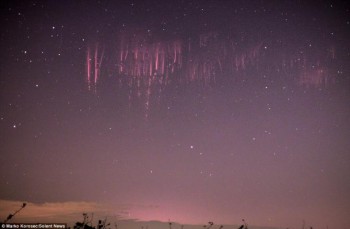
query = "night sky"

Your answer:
(1, 1), (350, 228)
